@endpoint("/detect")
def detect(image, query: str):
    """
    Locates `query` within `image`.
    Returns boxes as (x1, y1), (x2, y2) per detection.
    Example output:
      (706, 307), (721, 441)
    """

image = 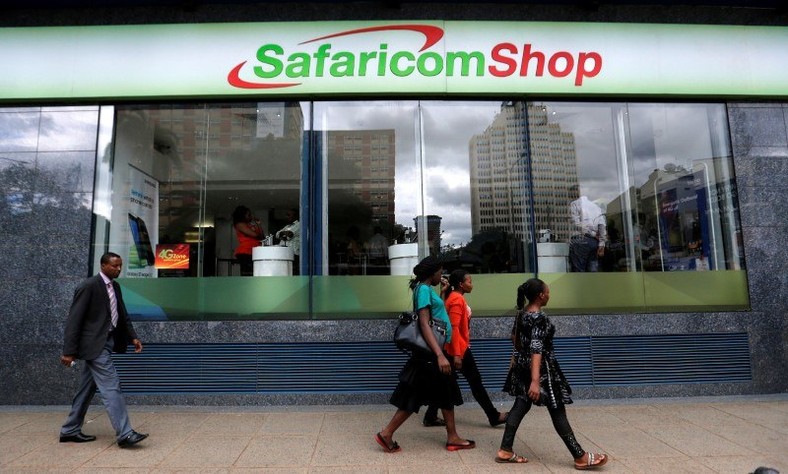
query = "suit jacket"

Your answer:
(63, 274), (138, 360)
